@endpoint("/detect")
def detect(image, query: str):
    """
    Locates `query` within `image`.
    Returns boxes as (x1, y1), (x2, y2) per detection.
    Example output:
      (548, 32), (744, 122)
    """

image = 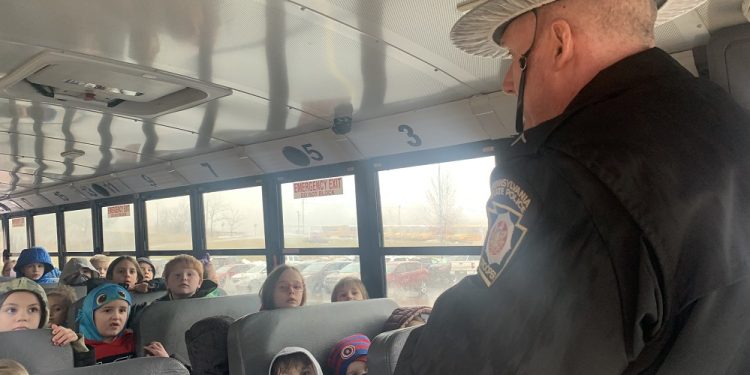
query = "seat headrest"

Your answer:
(134, 294), (261, 365)
(0, 329), (74, 373)
(368, 325), (422, 375)
(227, 298), (398, 375)
(40, 357), (189, 375)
